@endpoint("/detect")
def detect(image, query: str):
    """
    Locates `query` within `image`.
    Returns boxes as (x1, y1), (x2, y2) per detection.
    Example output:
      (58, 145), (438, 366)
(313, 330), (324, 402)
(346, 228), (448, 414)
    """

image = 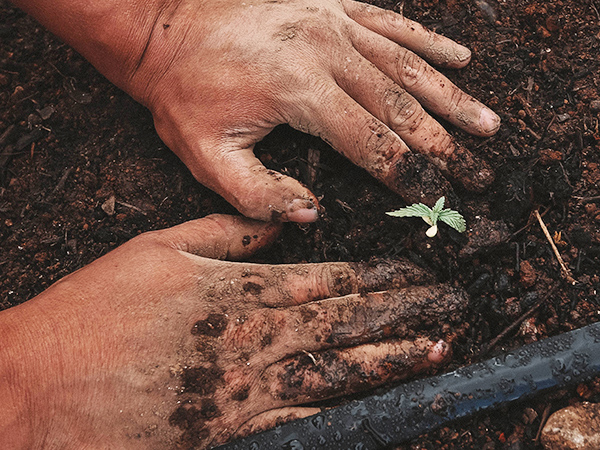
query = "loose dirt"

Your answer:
(1, 0), (599, 448)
